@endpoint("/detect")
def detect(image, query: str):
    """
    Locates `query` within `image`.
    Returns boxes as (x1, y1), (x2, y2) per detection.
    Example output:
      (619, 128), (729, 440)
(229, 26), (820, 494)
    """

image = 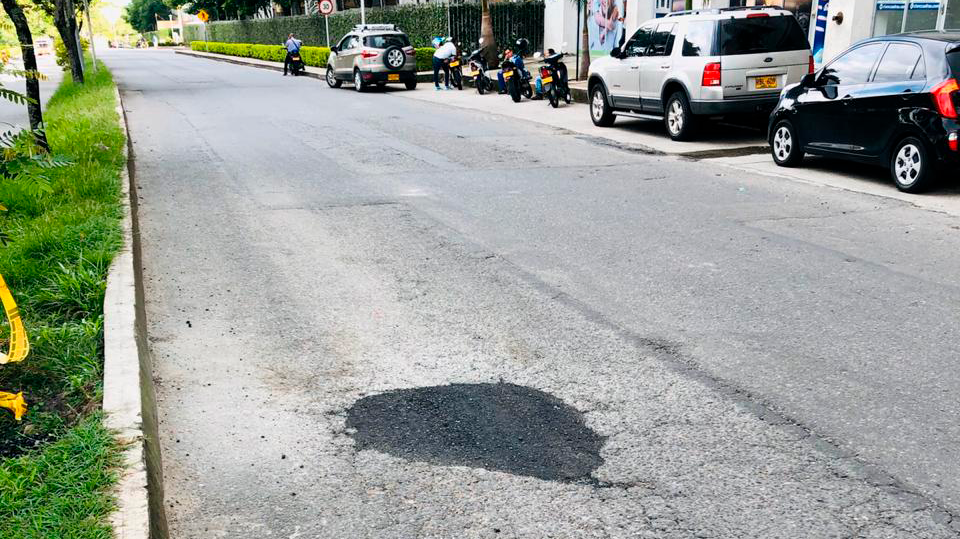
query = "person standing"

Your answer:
(283, 33), (302, 76)
(432, 37), (457, 90)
